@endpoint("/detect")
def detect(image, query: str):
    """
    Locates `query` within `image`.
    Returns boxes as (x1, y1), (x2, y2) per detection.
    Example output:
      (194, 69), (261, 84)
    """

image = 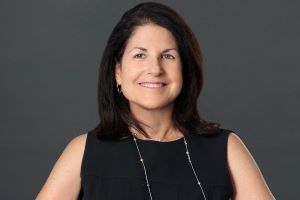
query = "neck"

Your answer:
(129, 103), (182, 141)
